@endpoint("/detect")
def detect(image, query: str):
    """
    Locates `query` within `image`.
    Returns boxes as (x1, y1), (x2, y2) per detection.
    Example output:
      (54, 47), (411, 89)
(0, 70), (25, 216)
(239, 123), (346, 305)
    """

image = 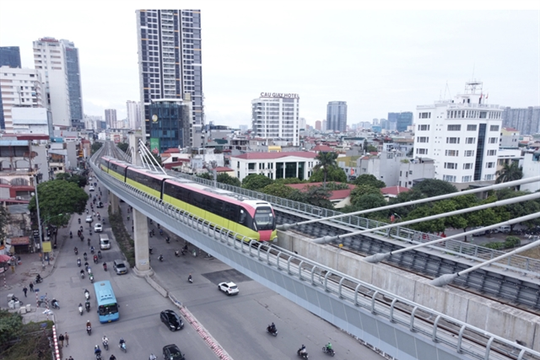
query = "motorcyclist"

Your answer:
(85, 300), (91, 311)
(119, 338), (126, 350)
(35, 274), (42, 283)
(103, 262), (107, 271)
(94, 345), (102, 356)
(188, 273), (192, 283)
(326, 342), (333, 351)
(158, 254), (164, 262)
(149, 354), (157, 360)
(84, 252), (88, 261)
(51, 298), (59, 308)
(90, 246), (95, 254)
(70, 231), (73, 238)
(86, 320), (92, 331)
(77, 258), (81, 267)
(79, 218), (81, 224)
(74, 247), (78, 255)
(80, 269), (85, 278)
(269, 322), (276, 333)
(102, 335), (109, 347)
(98, 250), (102, 259)
(298, 344), (307, 354)
(175, 250), (180, 257)
(109, 355), (116, 360)
(78, 303), (83, 314)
